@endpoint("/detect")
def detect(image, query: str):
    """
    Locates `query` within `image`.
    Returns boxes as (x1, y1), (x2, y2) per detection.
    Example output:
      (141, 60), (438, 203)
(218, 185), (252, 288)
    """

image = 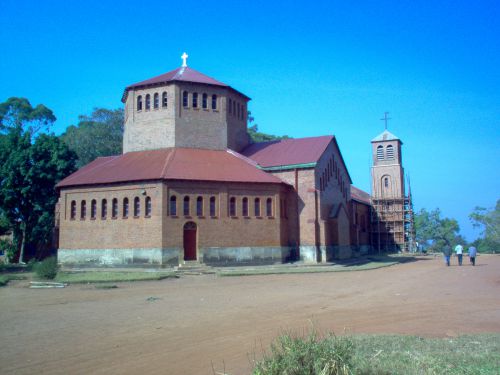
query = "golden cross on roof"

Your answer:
(181, 52), (188, 67)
